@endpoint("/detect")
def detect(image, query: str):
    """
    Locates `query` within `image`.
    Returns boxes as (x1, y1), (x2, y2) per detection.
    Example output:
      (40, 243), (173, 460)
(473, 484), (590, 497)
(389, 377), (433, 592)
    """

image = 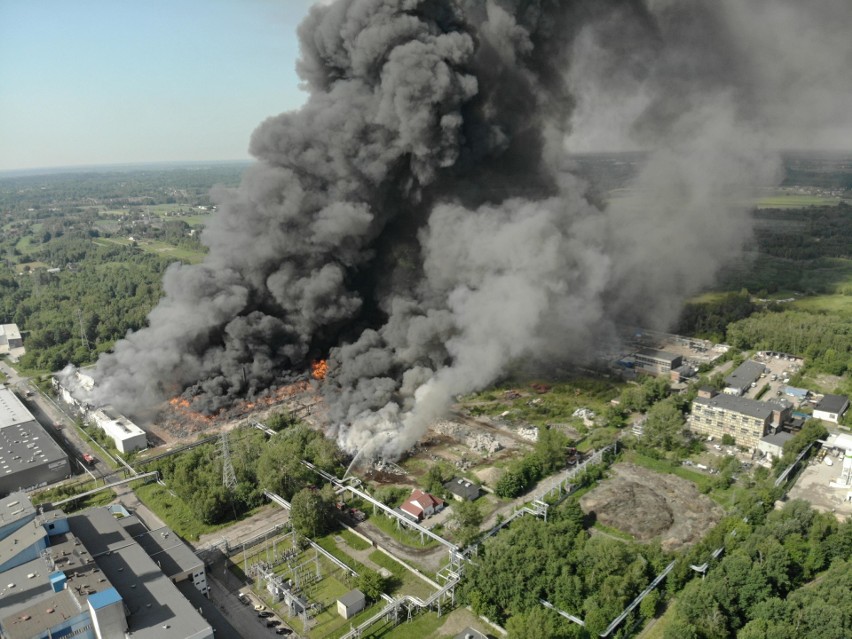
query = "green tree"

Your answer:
(640, 588), (661, 620)
(290, 487), (335, 538)
(506, 607), (573, 639)
(355, 569), (386, 602)
(642, 398), (686, 452)
(451, 499), (484, 547)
